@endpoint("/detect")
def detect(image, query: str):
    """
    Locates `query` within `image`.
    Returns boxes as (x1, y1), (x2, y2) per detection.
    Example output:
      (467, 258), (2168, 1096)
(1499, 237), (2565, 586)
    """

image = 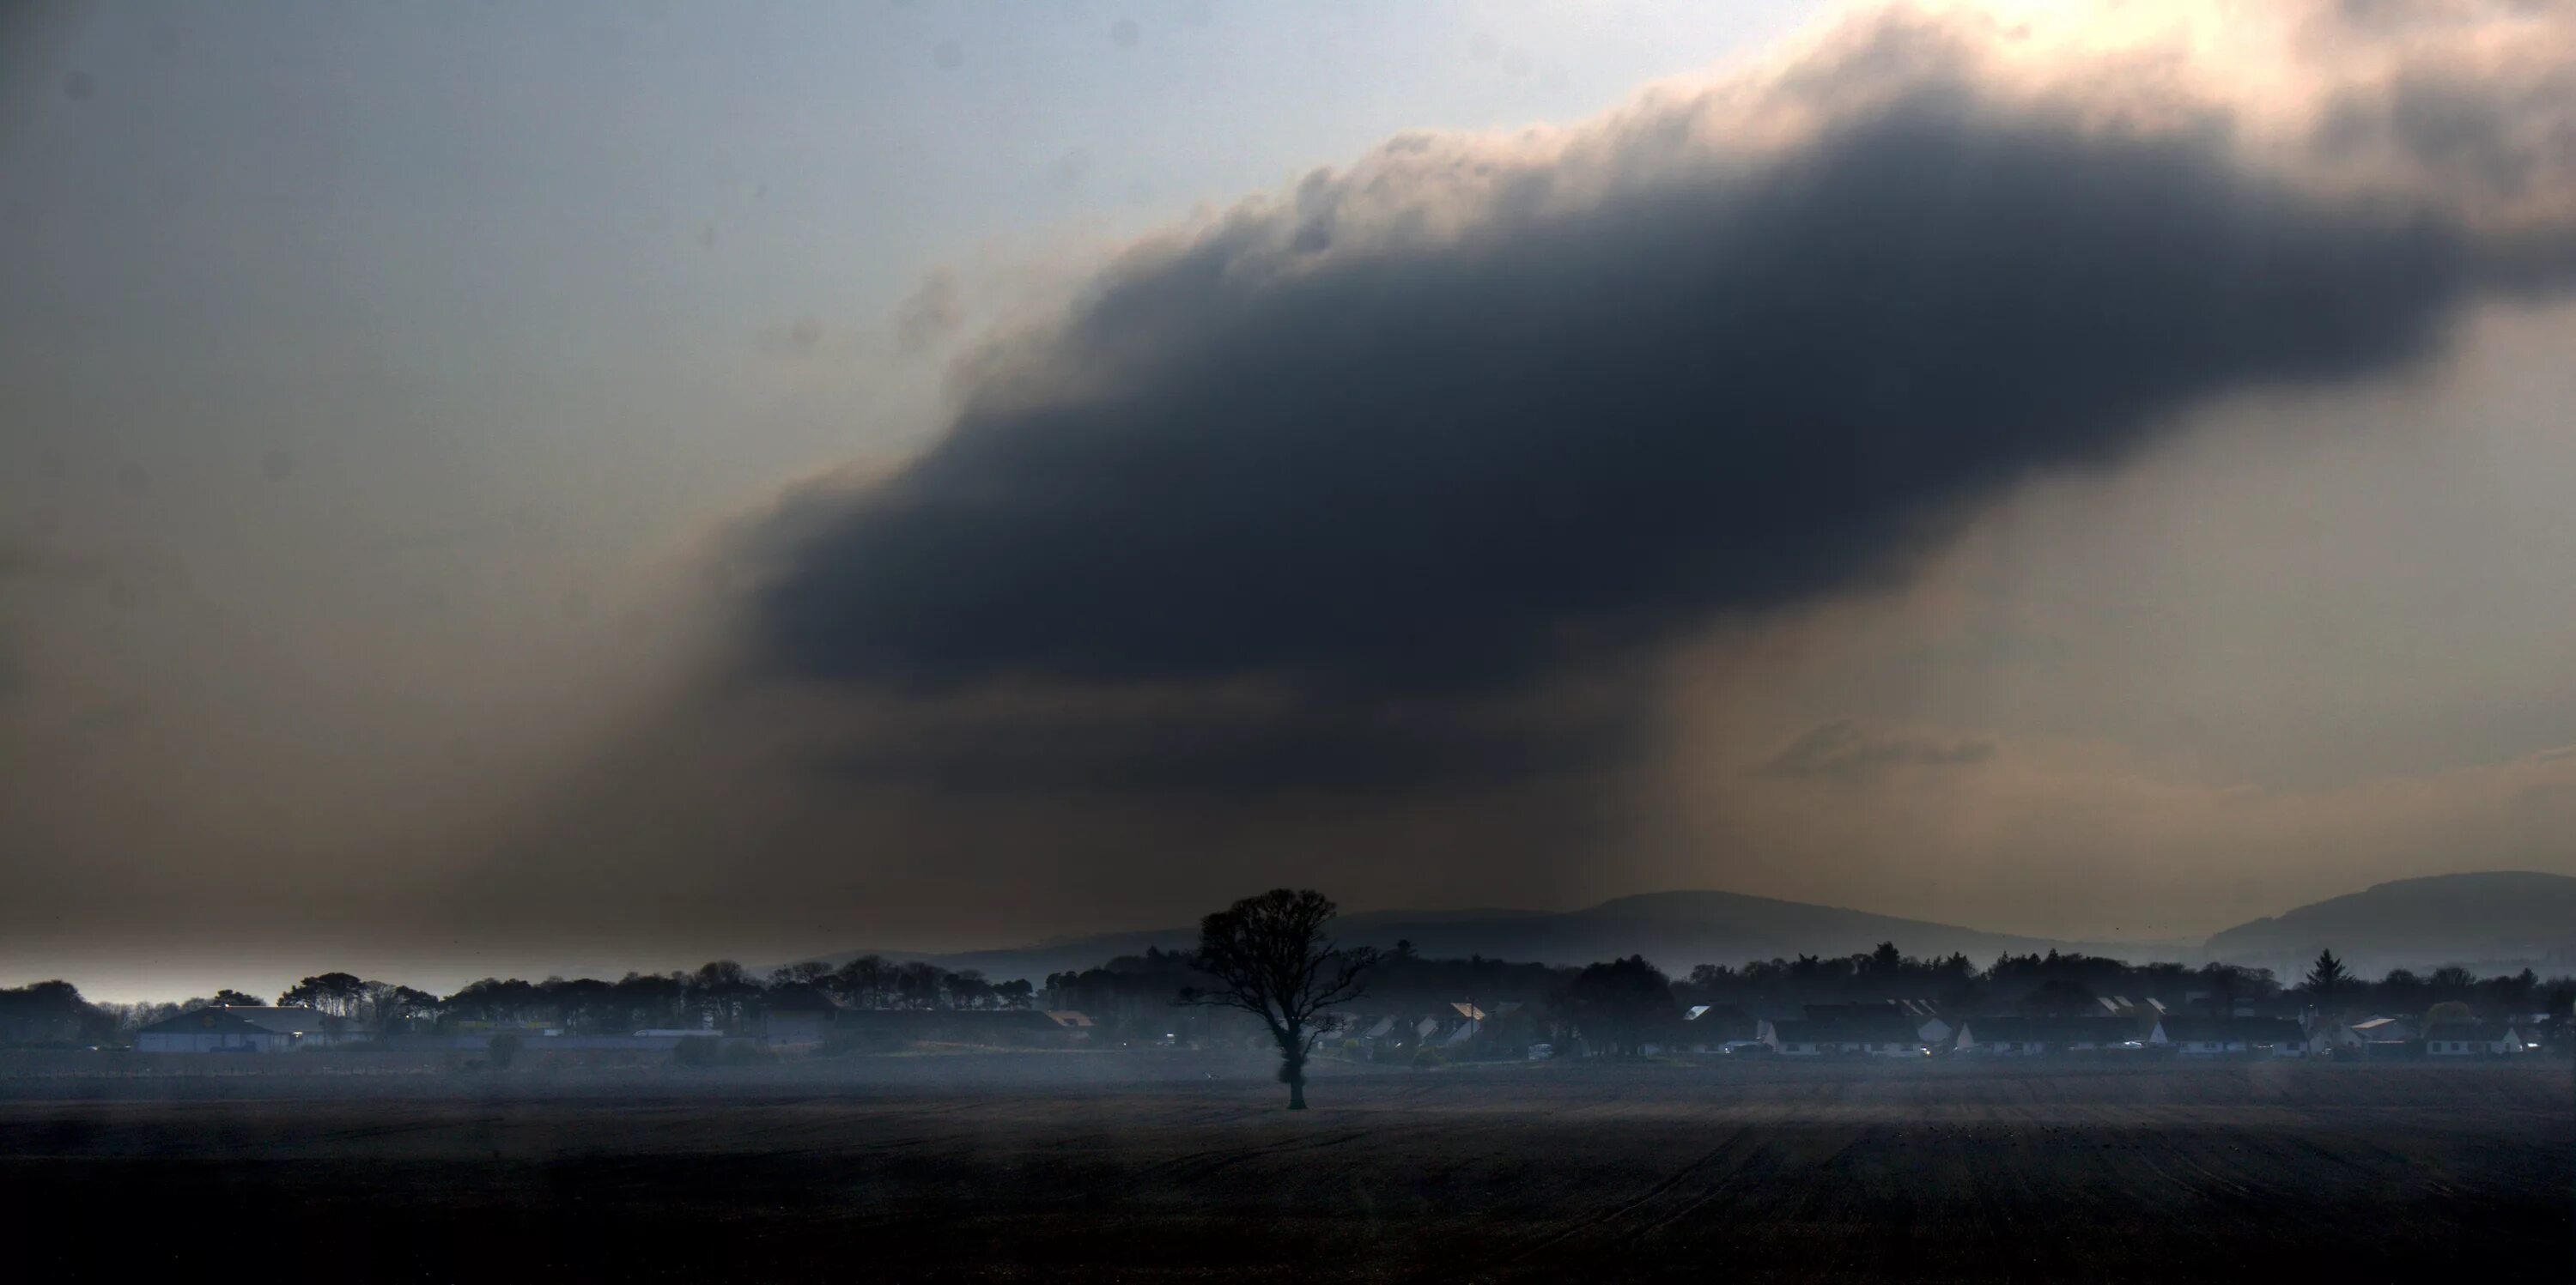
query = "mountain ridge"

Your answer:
(2202, 870), (2576, 975)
